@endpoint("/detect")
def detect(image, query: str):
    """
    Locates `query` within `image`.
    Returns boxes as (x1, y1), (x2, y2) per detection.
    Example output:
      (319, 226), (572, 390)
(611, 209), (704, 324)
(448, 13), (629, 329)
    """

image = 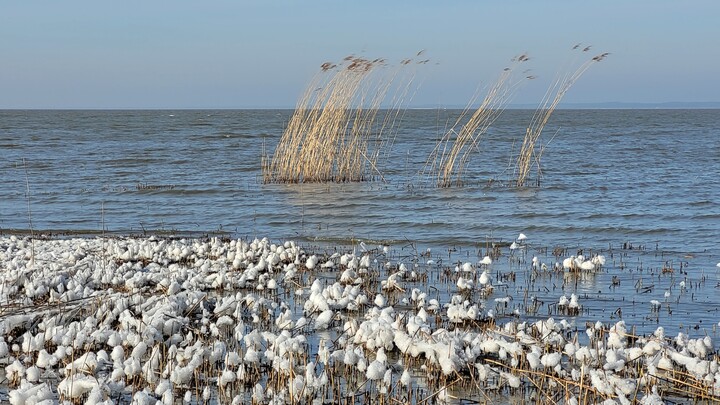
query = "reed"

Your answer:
(23, 158), (36, 265)
(514, 47), (609, 187)
(425, 55), (531, 187)
(3, 235), (717, 404)
(263, 54), (422, 184)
